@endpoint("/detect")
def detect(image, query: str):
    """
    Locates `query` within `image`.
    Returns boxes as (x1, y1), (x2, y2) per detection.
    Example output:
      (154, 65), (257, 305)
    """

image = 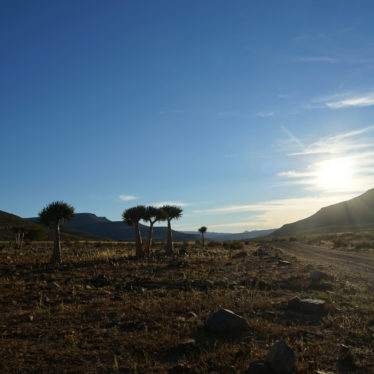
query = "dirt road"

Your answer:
(275, 242), (374, 285)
